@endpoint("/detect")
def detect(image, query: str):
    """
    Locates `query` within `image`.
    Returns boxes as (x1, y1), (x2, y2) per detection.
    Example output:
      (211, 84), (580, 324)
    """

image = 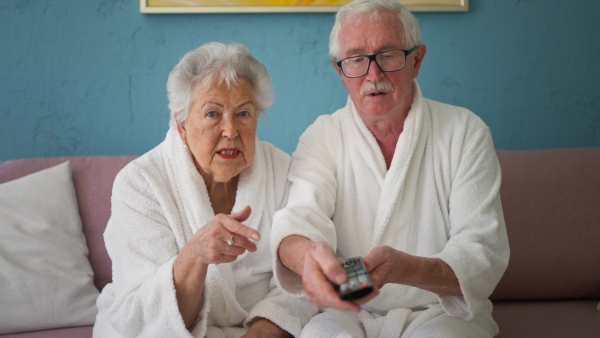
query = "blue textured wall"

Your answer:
(1, 0), (599, 160)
